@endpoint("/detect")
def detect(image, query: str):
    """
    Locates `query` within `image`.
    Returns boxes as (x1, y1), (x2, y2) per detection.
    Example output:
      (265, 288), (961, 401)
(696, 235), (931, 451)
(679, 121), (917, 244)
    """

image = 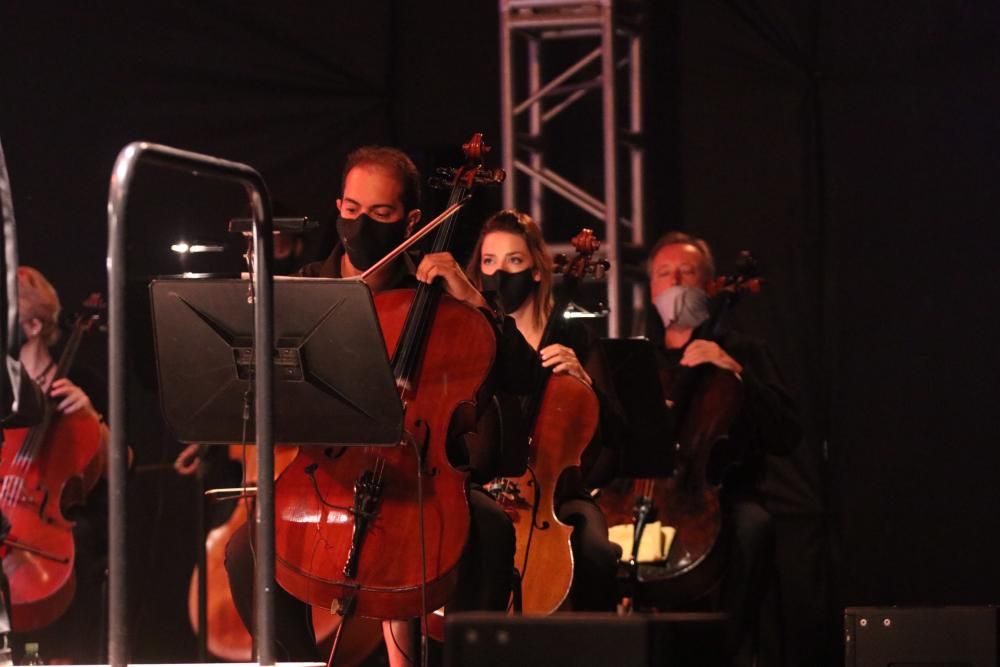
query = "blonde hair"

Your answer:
(18, 266), (61, 347)
(466, 209), (553, 326)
